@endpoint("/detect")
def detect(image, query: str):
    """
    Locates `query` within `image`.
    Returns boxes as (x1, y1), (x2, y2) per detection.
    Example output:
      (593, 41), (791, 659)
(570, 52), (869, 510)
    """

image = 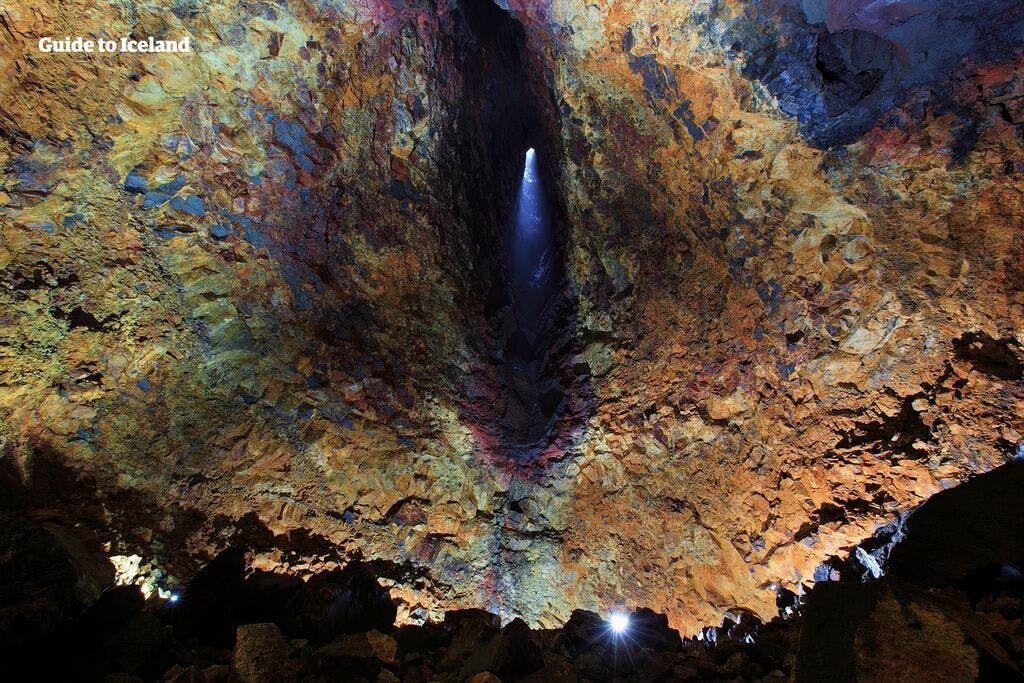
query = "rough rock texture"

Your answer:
(233, 622), (292, 683)
(508, 0), (1024, 632)
(1, 0), (1023, 639)
(6, 461), (1024, 680)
